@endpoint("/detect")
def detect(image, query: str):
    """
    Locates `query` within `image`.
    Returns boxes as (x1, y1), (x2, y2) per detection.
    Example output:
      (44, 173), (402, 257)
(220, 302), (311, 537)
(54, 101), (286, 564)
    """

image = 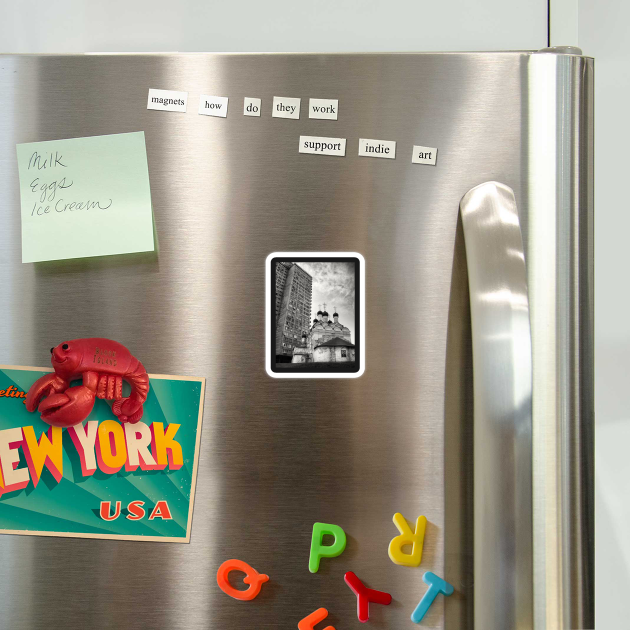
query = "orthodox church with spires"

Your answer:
(292, 305), (356, 364)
